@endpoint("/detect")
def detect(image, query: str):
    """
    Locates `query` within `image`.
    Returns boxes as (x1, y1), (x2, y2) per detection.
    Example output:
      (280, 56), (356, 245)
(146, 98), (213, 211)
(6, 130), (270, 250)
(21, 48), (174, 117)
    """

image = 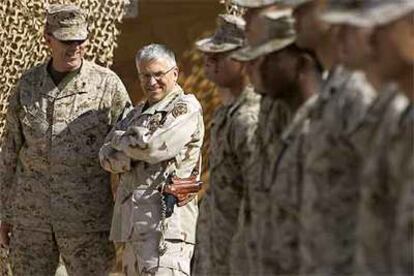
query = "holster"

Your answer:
(163, 175), (202, 207)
